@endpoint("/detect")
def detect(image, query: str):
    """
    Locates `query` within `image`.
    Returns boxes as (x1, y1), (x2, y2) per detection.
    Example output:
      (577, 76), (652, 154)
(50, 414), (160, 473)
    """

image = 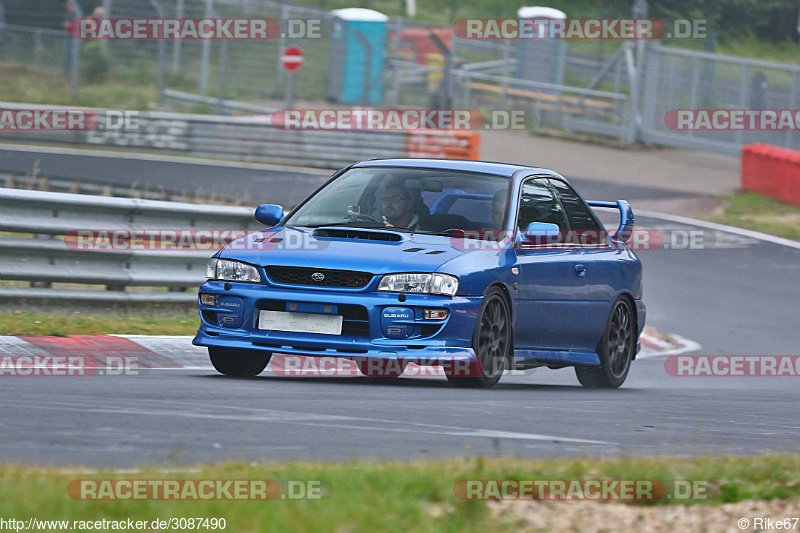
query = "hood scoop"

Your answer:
(313, 228), (403, 242)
